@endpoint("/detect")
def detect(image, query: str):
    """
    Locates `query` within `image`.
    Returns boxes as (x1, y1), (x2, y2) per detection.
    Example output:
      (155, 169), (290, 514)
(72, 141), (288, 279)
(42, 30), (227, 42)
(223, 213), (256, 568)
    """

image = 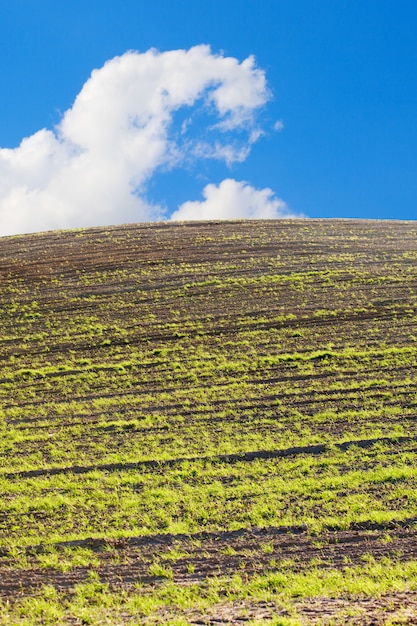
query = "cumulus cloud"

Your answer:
(0, 45), (298, 236)
(171, 178), (296, 221)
